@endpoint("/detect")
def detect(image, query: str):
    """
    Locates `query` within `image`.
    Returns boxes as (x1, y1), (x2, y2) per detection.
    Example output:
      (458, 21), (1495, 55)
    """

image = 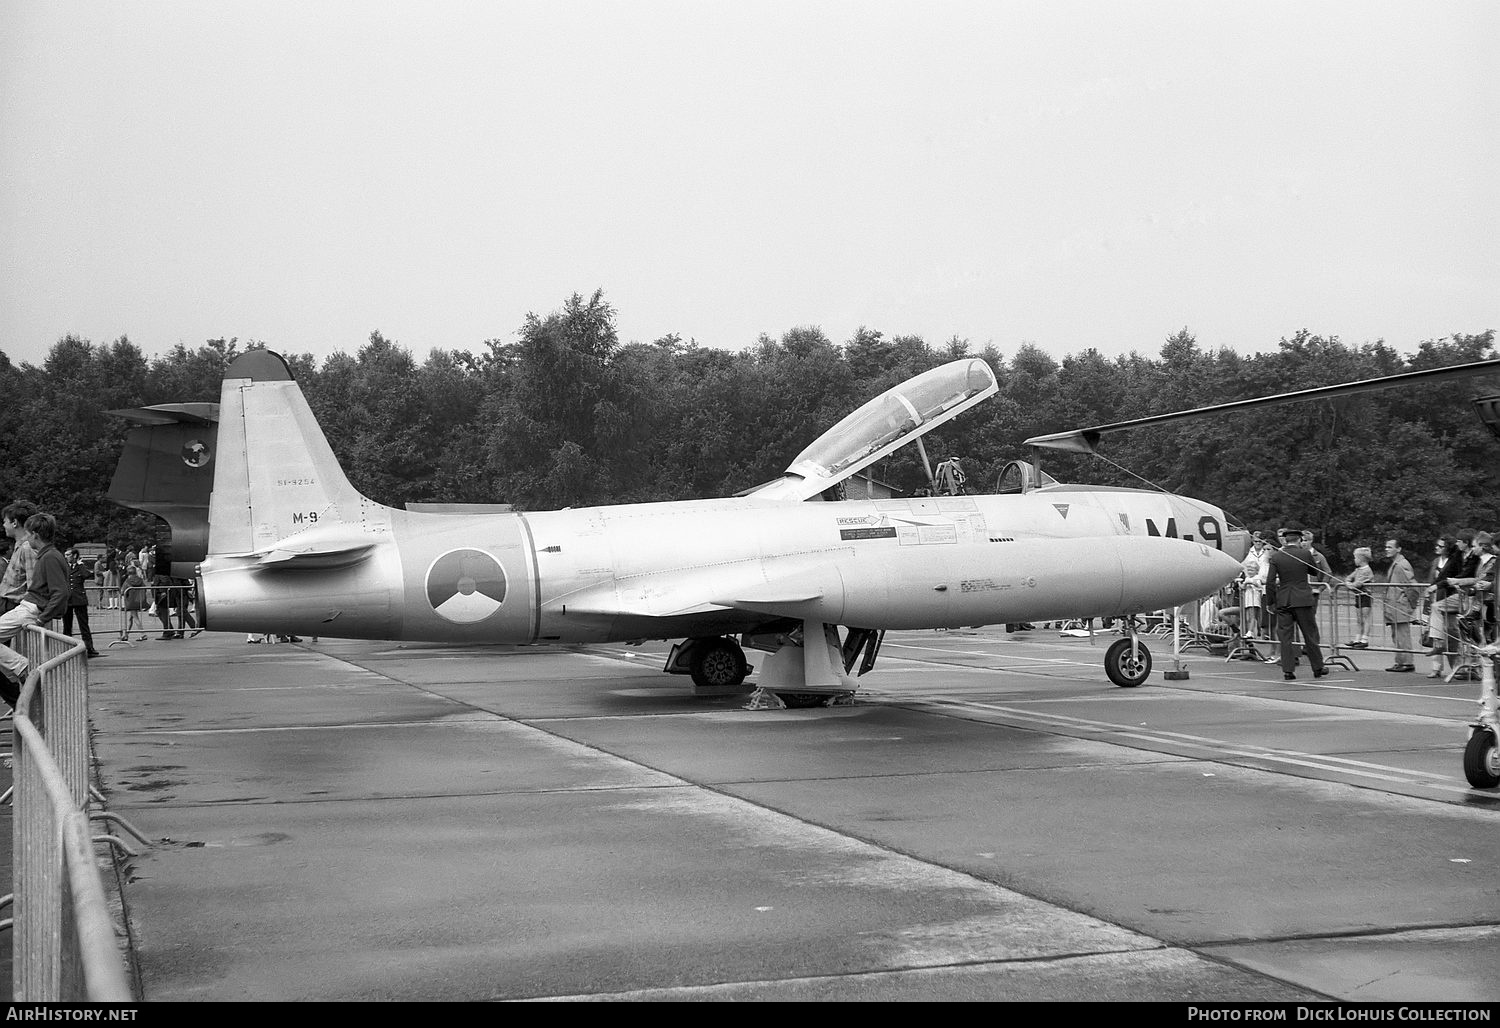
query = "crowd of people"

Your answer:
(0, 498), (200, 711)
(1231, 524), (1499, 681)
(92, 541), (199, 642)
